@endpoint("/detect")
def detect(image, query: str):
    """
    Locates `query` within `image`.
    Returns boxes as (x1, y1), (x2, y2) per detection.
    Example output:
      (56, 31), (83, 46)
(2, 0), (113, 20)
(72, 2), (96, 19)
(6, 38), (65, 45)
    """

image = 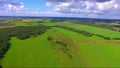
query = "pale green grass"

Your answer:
(78, 43), (120, 67)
